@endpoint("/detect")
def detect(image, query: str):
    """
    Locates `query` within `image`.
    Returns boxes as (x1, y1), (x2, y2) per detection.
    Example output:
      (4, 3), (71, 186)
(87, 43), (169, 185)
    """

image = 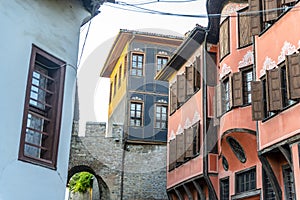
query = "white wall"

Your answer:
(0, 1), (89, 199)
